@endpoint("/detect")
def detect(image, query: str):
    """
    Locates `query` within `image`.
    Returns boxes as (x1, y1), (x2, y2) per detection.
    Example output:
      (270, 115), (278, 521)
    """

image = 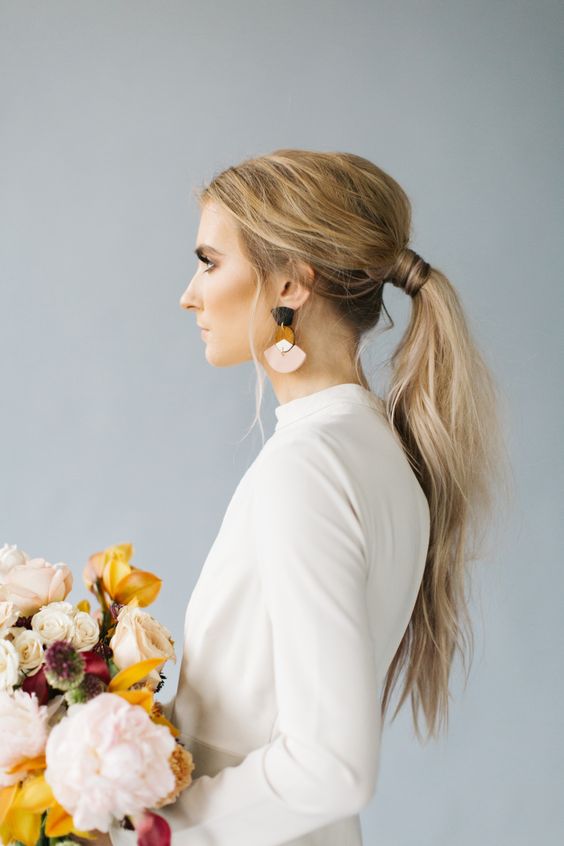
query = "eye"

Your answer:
(196, 249), (215, 273)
